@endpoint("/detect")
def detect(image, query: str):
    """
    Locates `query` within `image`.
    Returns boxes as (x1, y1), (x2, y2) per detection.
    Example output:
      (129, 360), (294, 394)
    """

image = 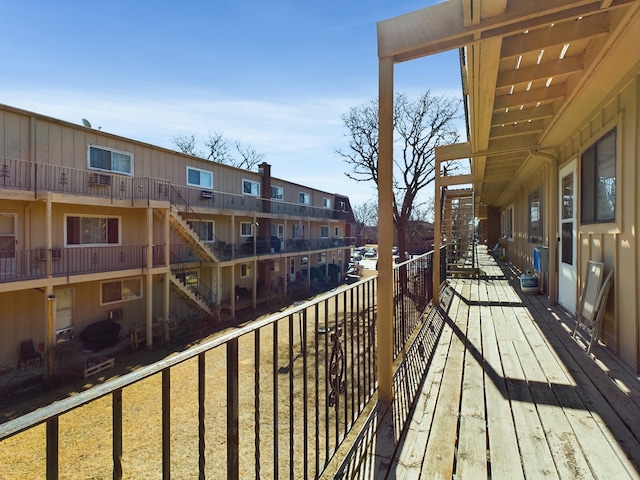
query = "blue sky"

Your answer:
(1, 0), (462, 206)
